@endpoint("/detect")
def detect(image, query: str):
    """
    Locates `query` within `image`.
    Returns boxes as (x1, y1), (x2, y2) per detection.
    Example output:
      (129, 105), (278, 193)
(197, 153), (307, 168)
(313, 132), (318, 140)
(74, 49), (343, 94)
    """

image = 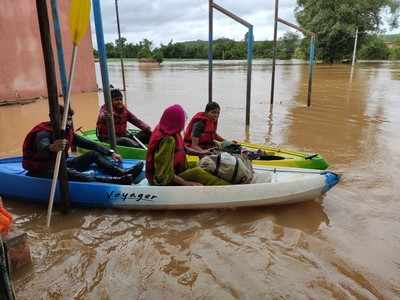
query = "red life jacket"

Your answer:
(145, 125), (186, 184)
(184, 112), (217, 149)
(22, 122), (74, 173)
(96, 105), (128, 138)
